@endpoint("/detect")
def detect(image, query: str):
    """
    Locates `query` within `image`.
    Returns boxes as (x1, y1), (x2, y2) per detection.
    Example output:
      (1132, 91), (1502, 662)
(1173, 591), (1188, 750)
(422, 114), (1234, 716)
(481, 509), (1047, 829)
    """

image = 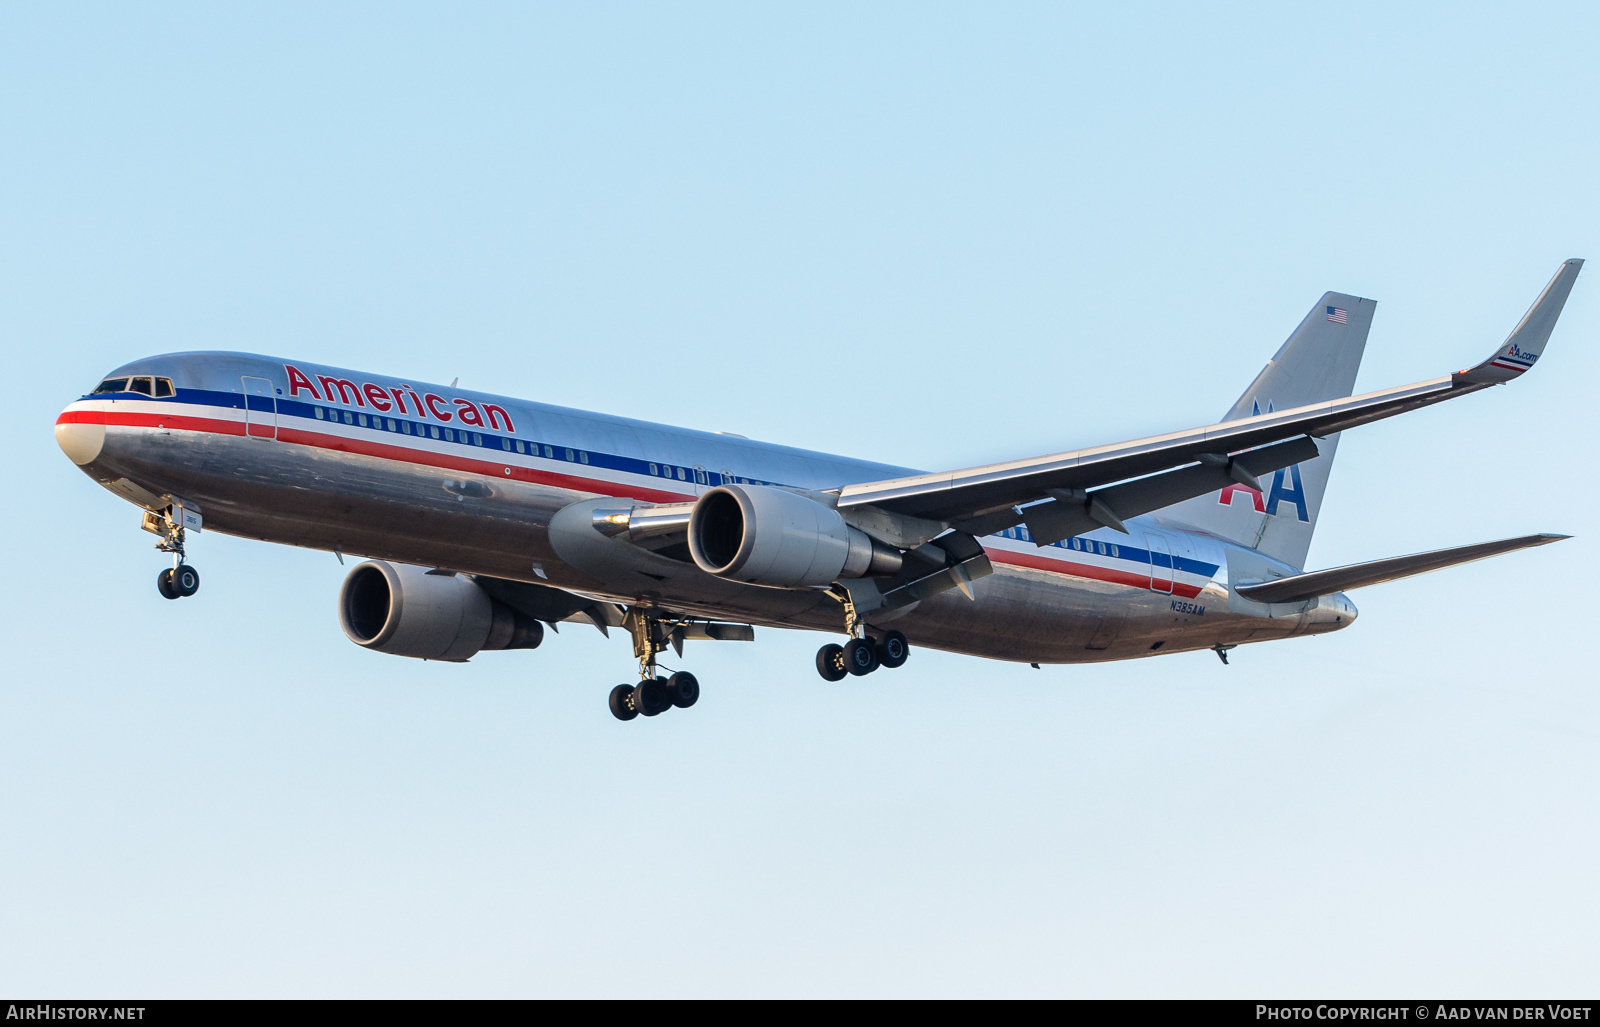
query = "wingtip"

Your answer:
(1535, 533), (1572, 544)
